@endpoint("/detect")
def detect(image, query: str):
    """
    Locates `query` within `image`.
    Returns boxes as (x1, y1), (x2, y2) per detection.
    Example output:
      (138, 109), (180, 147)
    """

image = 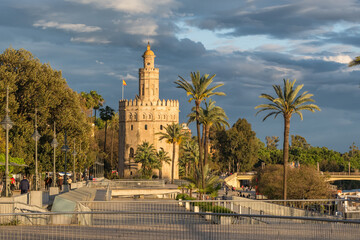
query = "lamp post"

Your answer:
(31, 108), (41, 191)
(61, 131), (70, 192)
(51, 122), (58, 187)
(1, 86), (13, 197)
(72, 140), (77, 183)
